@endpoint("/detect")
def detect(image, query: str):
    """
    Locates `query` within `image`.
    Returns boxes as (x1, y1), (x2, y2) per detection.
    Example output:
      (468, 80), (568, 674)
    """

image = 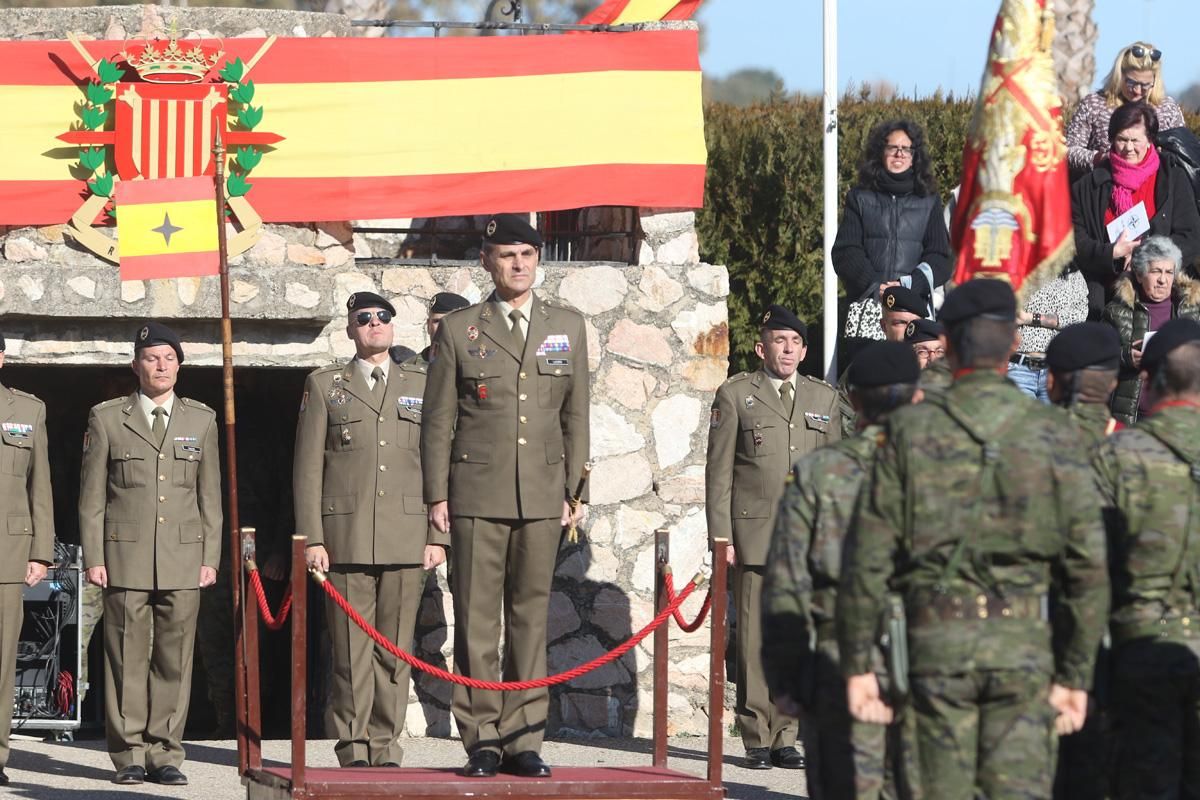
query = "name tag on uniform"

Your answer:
(535, 334), (571, 355)
(546, 358), (569, 366)
(2, 422), (32, 438)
